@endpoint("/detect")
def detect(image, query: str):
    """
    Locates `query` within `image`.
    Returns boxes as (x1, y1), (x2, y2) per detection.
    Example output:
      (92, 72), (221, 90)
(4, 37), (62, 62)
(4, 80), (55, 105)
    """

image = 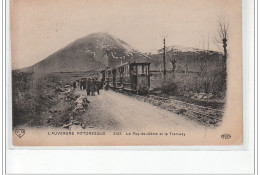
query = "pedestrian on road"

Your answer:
(80, 80), (83, 90)
(96, 78), (100, 95)
(105, 78), (109, 91)
(83, 79), (86, 90)
(90, 78), (96, 96)
(86, 78), (91, 96)
(73, 81), (76, 90)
